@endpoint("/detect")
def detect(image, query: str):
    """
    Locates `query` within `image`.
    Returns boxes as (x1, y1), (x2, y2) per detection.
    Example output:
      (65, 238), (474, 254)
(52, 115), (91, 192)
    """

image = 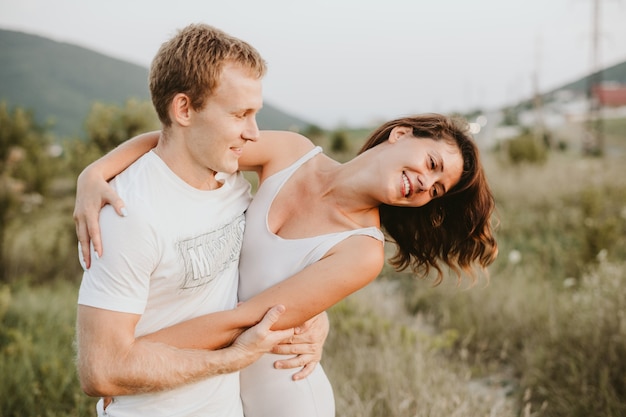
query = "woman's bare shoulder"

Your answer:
(240, 131), (316, 178)
(324, 234), (386, 286)
(261, 130), (316, 155)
